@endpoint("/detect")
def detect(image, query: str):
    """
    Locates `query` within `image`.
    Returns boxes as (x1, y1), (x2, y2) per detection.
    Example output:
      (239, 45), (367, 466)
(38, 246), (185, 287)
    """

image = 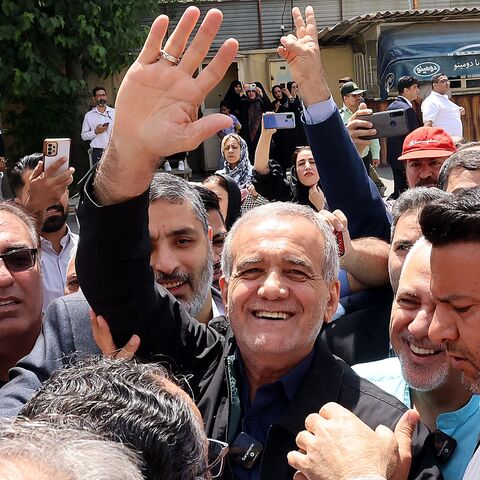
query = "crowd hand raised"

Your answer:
(277, 6), (329, 107)
(308, 185), (325, 211)
(90, 309), (140, 360)
(24, 157), (74, 220)
(288, 402), (400, 480)
(106, 7), (238, 170)
(347, 102), (376, 155)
